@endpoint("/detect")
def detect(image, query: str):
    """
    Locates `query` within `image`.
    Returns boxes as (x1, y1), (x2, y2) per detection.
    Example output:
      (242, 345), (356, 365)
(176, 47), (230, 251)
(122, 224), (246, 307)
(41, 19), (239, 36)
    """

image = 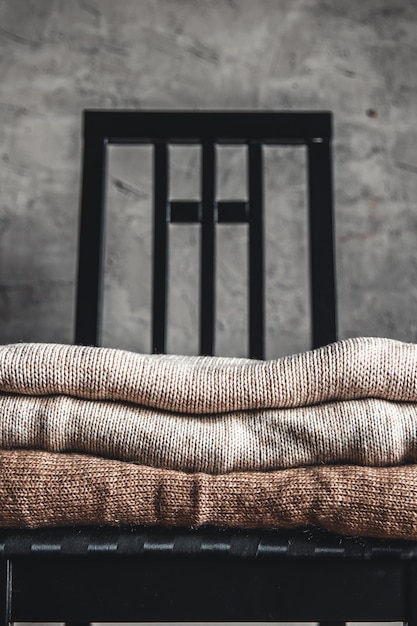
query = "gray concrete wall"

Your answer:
(0, 0), (416, 357)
